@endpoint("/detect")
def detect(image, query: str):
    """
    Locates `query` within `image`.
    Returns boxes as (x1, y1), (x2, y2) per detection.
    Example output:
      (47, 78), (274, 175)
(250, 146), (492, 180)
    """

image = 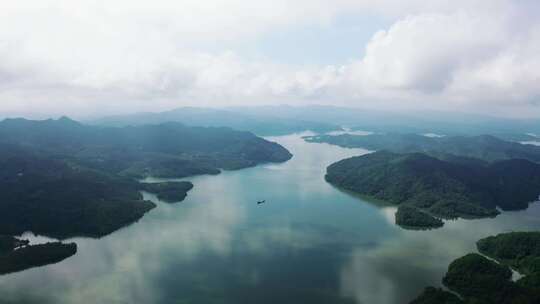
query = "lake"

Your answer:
(2, 133), (540, 304)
